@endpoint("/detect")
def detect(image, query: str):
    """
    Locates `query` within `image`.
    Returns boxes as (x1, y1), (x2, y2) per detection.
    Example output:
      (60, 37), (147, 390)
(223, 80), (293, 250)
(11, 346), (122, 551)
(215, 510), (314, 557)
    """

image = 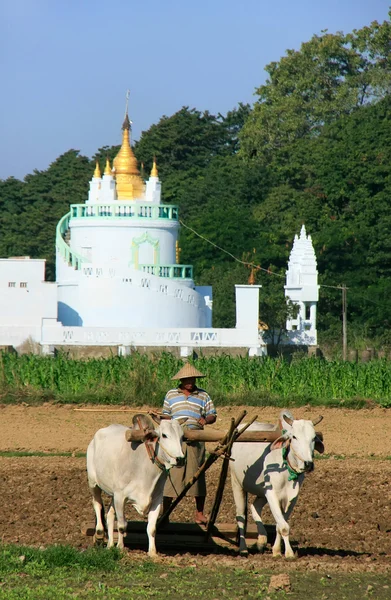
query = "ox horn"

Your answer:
(312, 415), (323, 426)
